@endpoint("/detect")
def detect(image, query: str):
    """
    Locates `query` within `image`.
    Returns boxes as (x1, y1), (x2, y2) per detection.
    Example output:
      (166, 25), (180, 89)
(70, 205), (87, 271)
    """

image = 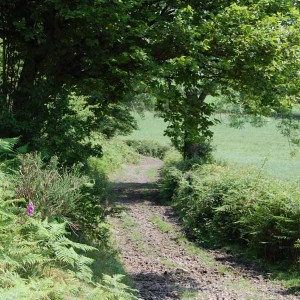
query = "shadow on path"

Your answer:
(132, 271), (200, 300)
(111, 182), (163, 204)
(109, 158), (300, 300)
